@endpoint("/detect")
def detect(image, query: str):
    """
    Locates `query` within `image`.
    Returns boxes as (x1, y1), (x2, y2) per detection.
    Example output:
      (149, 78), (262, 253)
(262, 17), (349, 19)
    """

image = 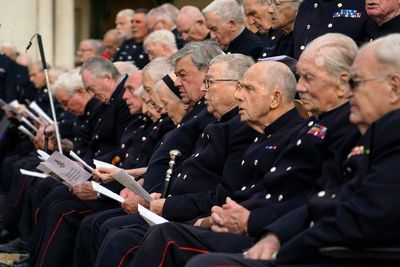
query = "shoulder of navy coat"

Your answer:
(72, 97), (102, 159)
(226, 28), (265, 61)
(143, 101), (216, 192)
(90, 75), (133, 161)
(121, 114), (175, 169)
(112, 39), (150, 69)
(372, 14), (400, 39)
